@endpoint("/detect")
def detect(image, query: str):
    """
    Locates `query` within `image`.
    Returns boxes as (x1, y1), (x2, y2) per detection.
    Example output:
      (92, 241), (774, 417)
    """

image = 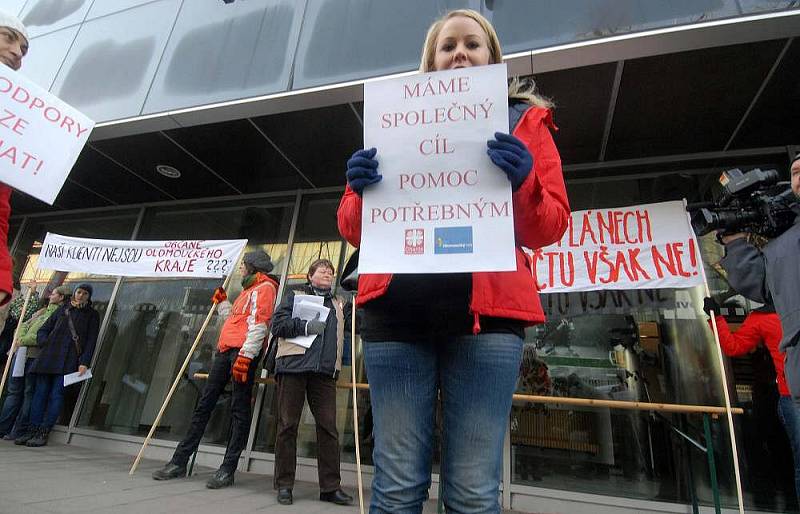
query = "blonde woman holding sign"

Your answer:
(338, 9), (570, 514)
